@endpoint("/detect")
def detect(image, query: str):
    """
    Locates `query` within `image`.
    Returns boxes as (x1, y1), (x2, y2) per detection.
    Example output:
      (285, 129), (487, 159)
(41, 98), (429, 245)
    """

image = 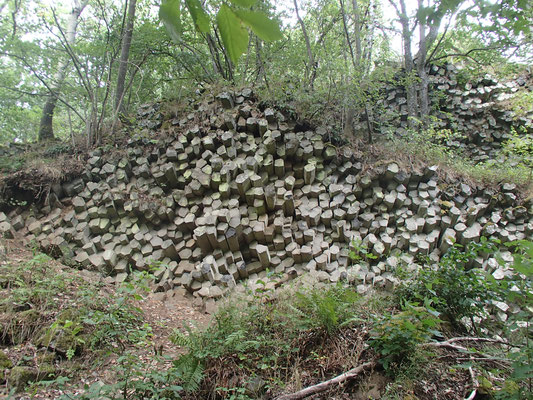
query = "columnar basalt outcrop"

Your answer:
(377, 64), (533, 163)
(1, 88), (532, 309)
